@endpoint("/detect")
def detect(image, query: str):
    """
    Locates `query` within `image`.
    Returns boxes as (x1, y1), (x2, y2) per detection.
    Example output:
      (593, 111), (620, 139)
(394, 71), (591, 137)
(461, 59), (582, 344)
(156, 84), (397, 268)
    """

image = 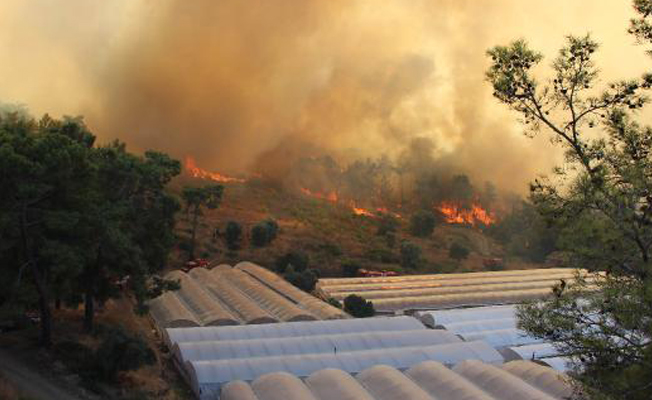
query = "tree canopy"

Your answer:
(0, 111), (181, 344)
(486, 1), (652, 398)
